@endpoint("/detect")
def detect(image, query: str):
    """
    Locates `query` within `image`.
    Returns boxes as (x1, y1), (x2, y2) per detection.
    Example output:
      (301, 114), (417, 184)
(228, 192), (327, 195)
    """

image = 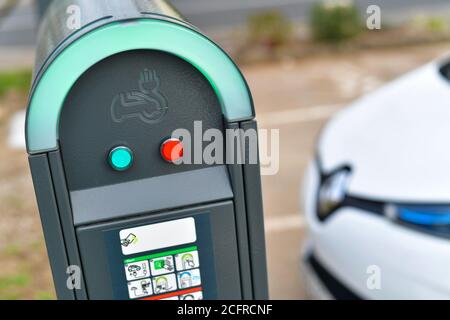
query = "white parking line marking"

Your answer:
(8, 103), (342, 150)
(265, 214), (305, 233)
(257, 104), (343, 127)
(8, 110), (26, 150)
